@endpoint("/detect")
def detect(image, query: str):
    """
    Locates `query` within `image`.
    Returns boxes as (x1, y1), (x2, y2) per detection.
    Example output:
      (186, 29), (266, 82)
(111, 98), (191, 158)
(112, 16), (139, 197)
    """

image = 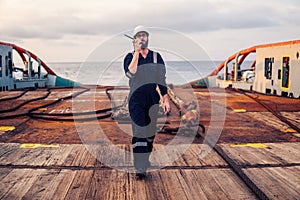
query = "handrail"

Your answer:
(0, 41), (56, 75)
